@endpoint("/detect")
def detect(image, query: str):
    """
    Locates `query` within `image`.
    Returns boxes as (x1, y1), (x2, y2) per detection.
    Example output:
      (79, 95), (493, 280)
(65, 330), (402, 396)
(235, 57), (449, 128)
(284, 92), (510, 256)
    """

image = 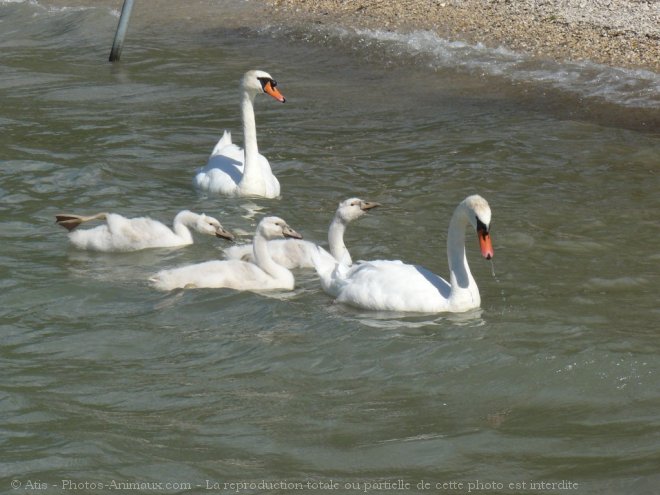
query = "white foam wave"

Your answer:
(351, 28), (660, 109)
(0, 0), (115, 16)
